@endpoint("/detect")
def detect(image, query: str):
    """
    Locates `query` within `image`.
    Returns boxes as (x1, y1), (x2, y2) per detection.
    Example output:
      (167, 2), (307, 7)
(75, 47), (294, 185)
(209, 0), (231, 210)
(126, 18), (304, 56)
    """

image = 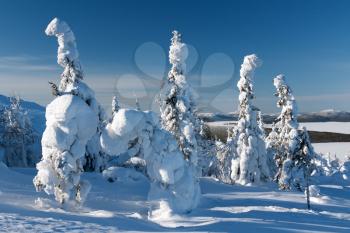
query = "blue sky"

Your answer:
(0, 0), (349, 113)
